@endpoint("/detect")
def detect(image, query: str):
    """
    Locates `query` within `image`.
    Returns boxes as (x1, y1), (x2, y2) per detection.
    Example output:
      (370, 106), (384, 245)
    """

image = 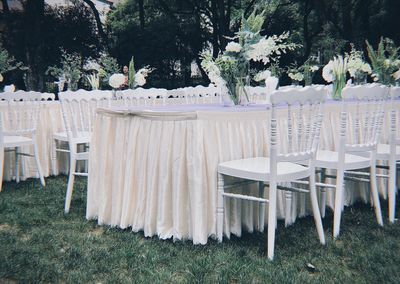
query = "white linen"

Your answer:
(86, 102), (400, 244)
(1, 102), (68, 181)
